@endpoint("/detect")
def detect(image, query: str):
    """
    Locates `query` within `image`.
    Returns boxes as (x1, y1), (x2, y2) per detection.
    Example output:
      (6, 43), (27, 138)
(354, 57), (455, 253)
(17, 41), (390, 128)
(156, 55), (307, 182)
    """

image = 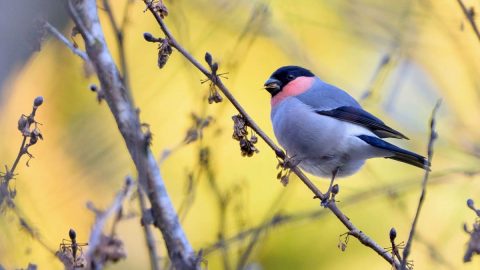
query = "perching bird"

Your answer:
(264, 66), (430, 200)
